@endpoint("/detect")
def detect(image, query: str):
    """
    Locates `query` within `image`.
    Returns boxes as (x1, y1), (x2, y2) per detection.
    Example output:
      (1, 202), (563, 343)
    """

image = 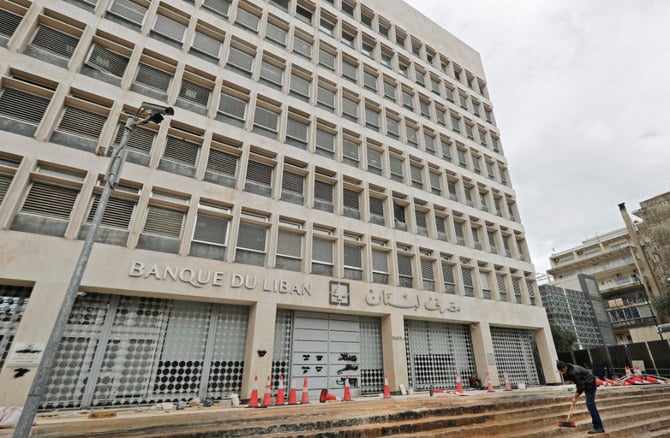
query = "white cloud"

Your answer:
(407, 0), (670, 273)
